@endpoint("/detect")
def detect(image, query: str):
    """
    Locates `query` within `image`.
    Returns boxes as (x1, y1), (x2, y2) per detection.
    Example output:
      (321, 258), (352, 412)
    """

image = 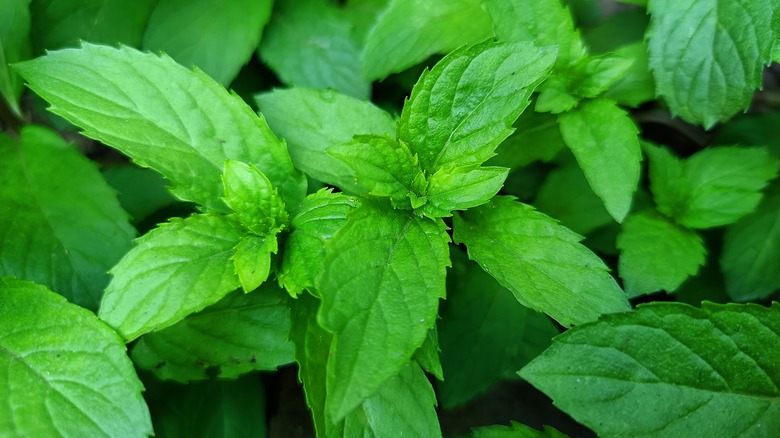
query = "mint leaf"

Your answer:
(469, 422), (566, 438)
(143, 0), (272, 85)
(232, 234), (277, 293)
(0, 277), (152, 436)
(99, 213), (243, 341)
(0, 0), (31, 116)
(453, 196), (630, 326)
(535, 77), (579, 114)
(279, 189), (360, 297)
(259, 0), (369, 98)
(645, 144), (780, 229)
(646, 0), (777, 127)
(600, 42), (655, 107)
(423, 166), (509, 218)
(721, 182), (780, 301)
(14, 43), (306, 211)
(489, 110), (566, 169)
(131, 284), (293, 382)
(256, 87), (395, 192)
(222, 160), (288, 236)
(558, 98), (642, 223)
(361, 0), (491, 80)
(438, 251), (557, 408)
(399, 40), (556, 174)
(413, 326), (444, 381)
(569, 54), (634, 98)
(520, 302), (780, 436)
(103, 165), (177, 225)
(617, 211), (706, 297)
(318, 203), (450, 419)
(0, 126), (134, 310)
